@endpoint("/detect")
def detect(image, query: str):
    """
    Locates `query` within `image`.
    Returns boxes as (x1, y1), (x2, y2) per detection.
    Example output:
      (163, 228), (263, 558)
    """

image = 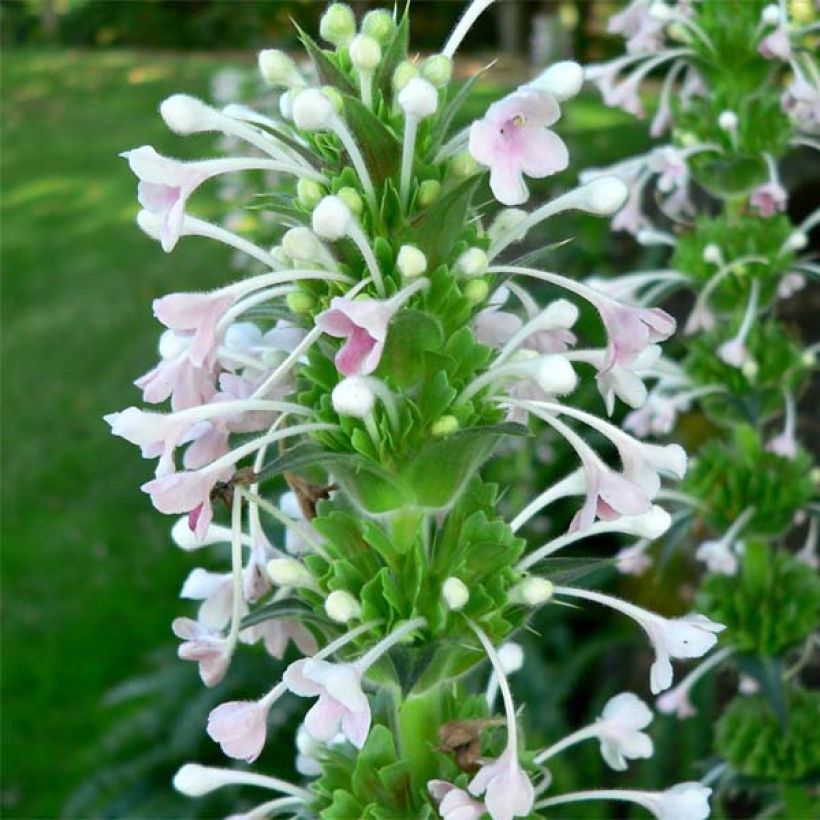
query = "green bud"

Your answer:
(678, 131), (698, 148)
(297, 178), (324, 209)
(417, 179), (441, 206)
(337, 186), (363, 216)
(257, 49), (303, 88)
(431, 415), (460, 437)
(287, 290), (316, 315)
(741, 359), (759, 381)
(319, 3), (356, 47)
(396, 244), (427, 278)
(421, 54), (453, 87)
(362, 8), (396, 44)
(451, 151), (478, 178)
(321, 85), (344, 114)
(463, 278), (489, 304)
(392, 60), (419, 91)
